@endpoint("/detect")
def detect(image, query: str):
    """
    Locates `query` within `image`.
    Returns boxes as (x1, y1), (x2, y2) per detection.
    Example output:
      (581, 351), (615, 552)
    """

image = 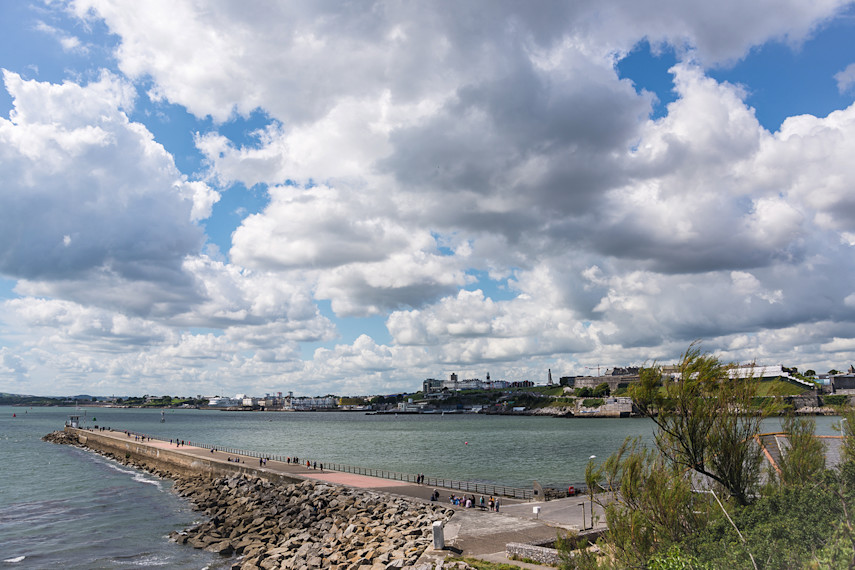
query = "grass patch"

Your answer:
(822, 395), (849, 406)
(447, 557), (526, 570)
(755, 379), (810, 397)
